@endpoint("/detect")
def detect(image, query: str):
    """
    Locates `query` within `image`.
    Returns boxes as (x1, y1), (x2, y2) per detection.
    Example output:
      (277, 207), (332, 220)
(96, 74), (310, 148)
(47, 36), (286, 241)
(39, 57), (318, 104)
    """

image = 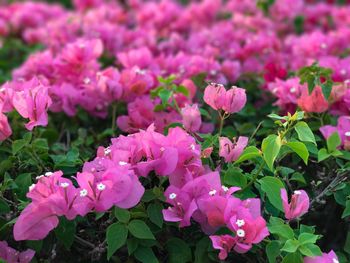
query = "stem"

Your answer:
(172, 96), (181, 114)
(111, 103), (117, 135)
(240, 161), (265, 192)
(310, 171), (348, 206)
(75, 235), (95, 249)
(218, 112), (224, 136)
